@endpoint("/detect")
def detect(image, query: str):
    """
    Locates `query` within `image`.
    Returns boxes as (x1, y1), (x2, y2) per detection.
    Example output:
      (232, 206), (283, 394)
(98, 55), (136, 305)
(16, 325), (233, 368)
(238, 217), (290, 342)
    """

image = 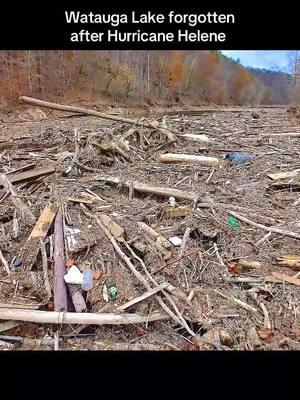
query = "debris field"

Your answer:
(0, 97), (300, 350)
